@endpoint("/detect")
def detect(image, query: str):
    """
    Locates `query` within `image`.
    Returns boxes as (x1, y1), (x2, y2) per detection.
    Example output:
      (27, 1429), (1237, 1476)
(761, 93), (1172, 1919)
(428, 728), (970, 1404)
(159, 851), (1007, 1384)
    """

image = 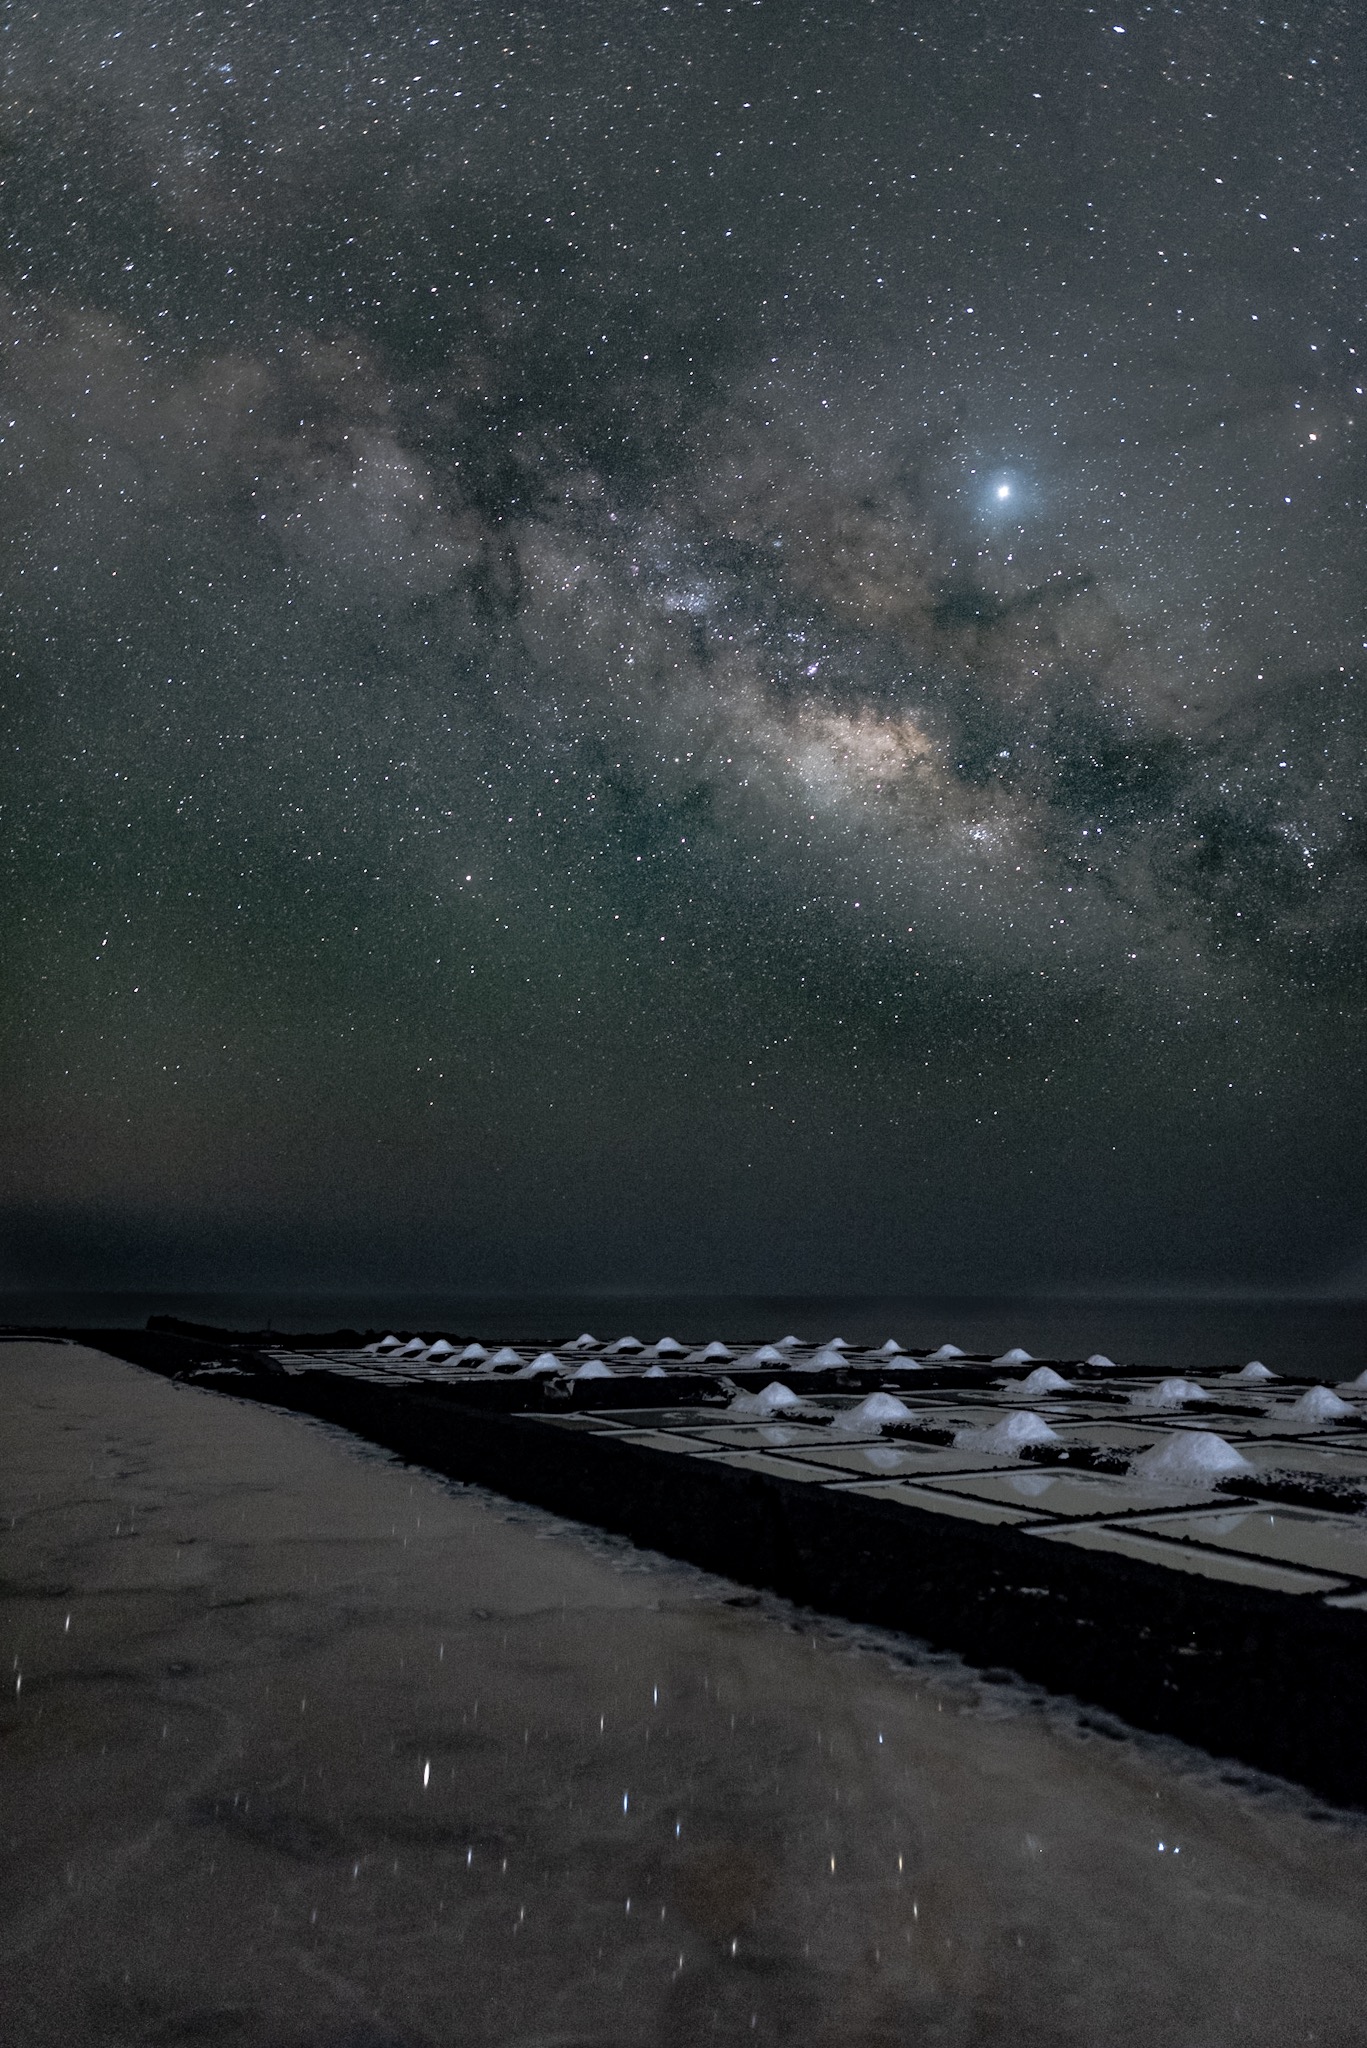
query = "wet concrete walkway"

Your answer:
(3, 1339), (1365, 2046)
